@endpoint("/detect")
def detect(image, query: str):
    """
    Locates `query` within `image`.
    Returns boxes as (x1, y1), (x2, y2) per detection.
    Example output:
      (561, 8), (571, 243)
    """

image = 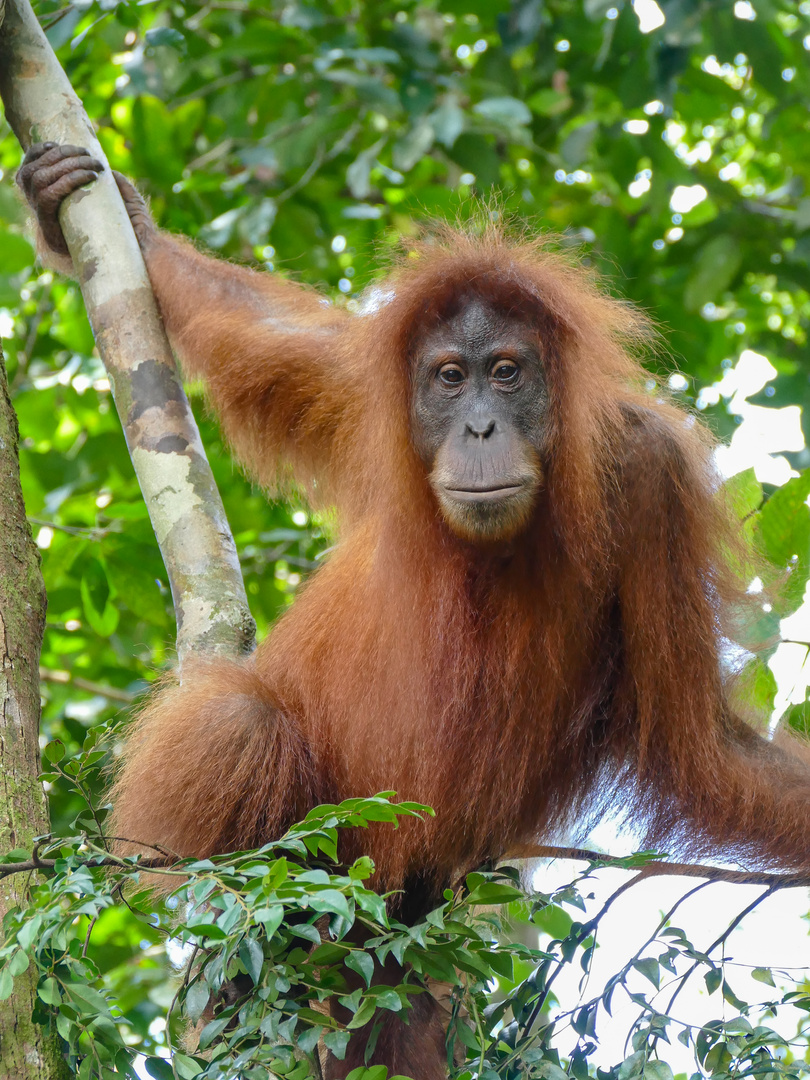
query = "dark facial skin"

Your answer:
(411, 299), (547, 542)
